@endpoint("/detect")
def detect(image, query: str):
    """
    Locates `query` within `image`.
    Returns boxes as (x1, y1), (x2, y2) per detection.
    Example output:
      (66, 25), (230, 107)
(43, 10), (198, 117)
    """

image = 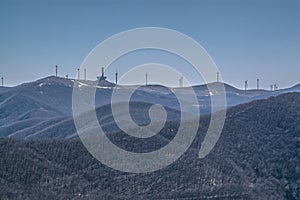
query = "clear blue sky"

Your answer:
(0, 0), (299, 89)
